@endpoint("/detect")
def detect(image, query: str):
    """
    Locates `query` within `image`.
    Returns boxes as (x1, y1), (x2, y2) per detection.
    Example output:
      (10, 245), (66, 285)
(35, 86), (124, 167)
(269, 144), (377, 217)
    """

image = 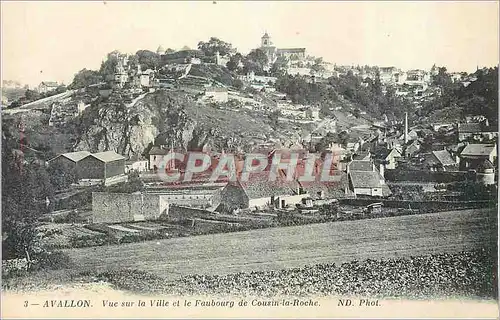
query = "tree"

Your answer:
(135, 50), (161, 70)
(24, 89), (41, 102)
(243, 49), (269, 75)
(226, 53), (243, 72)
(233, 79), (244, 90)
(99, 51), (120, 80)
(372, 70), (383, 95)
(69, 69), (102, 89)
(432, 67), (452, 88)
(2, 137), (55, 265)
(270, 56), (288, 77)
(197, 37), (233, 57)
(268, 110), (281, 127)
